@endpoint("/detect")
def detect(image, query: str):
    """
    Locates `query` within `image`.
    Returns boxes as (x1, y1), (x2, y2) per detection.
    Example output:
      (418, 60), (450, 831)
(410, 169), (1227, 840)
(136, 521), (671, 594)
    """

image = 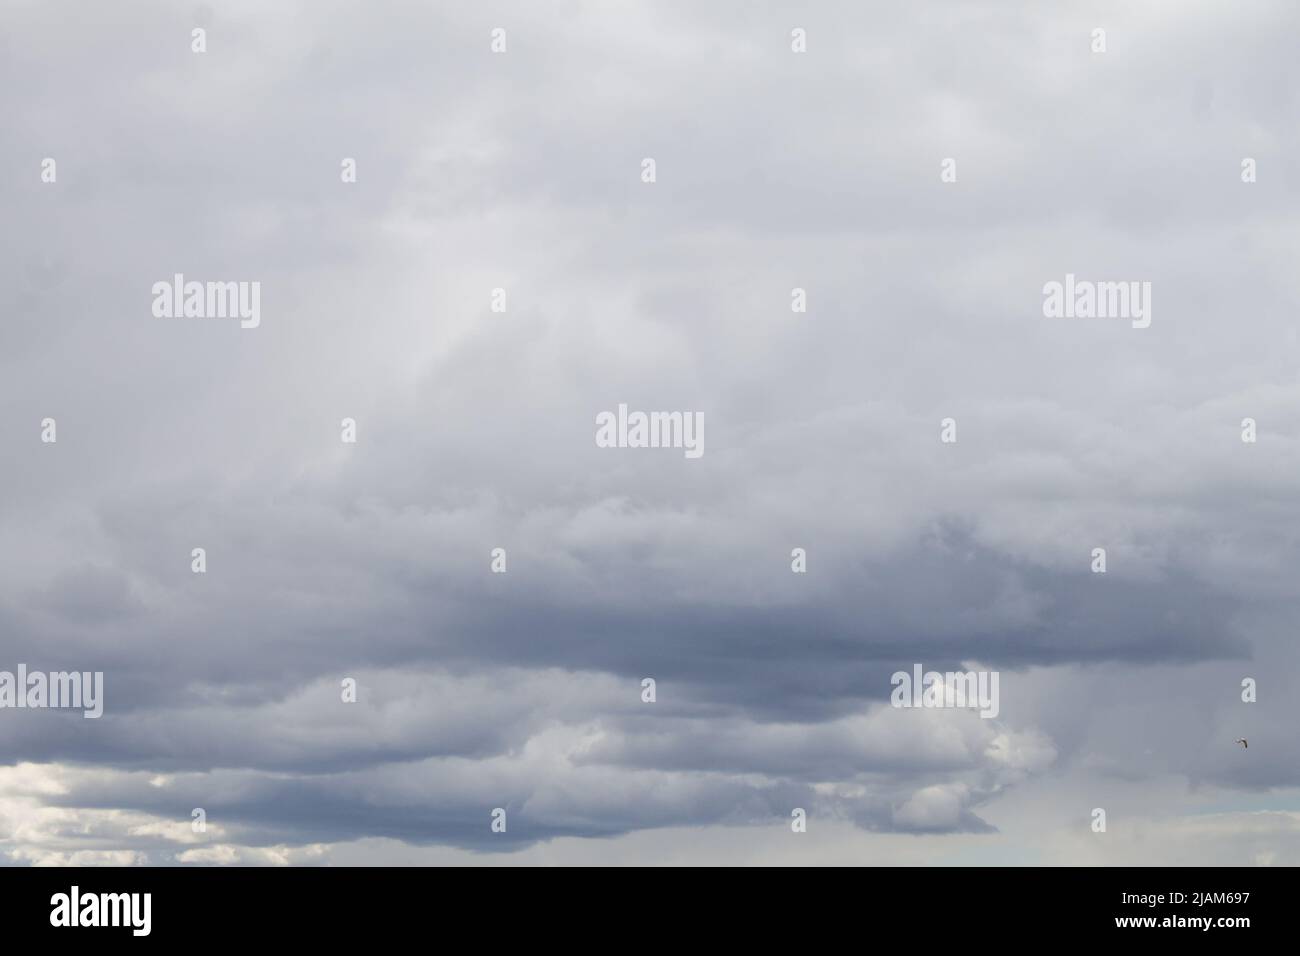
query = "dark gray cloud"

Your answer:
(1, 0), (1299, 864)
